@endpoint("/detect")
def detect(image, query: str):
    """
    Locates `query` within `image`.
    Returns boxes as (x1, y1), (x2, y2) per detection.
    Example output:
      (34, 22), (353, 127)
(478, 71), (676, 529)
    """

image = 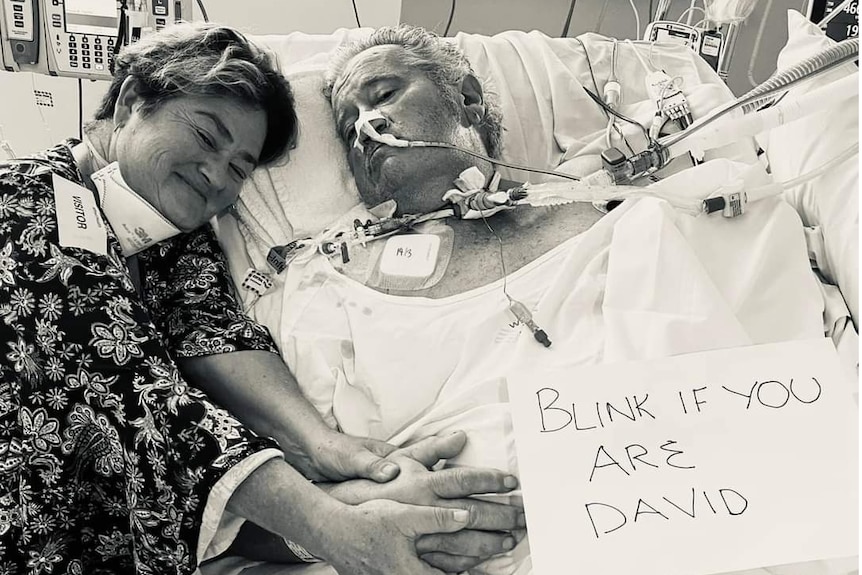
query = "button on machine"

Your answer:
(1, 0), (191, 76)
